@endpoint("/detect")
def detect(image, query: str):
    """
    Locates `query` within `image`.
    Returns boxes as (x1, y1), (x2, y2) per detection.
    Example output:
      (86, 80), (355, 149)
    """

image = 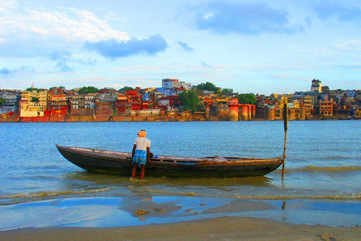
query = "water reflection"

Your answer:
(64, 171), (274, 187)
